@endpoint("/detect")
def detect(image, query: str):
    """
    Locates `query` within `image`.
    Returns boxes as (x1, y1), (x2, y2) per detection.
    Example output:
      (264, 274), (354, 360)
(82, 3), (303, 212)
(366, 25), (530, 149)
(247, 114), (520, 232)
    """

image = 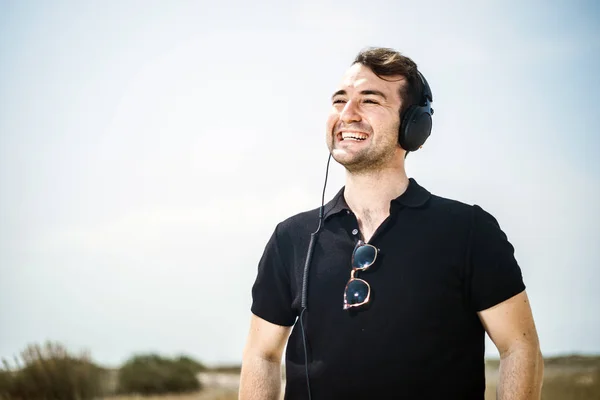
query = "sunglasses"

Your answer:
(343, 240), (379, 310)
